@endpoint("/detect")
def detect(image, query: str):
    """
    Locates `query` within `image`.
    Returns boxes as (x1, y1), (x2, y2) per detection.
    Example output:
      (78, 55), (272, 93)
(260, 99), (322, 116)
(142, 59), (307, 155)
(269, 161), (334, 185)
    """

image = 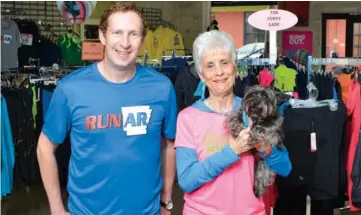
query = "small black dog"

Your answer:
(226, 86), (284, 197)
